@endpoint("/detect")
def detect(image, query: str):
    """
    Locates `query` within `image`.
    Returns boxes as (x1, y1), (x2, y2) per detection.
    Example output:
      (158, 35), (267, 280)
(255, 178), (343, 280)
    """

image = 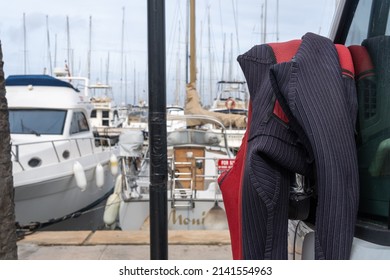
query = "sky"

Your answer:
(0, 0), (337, 106)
